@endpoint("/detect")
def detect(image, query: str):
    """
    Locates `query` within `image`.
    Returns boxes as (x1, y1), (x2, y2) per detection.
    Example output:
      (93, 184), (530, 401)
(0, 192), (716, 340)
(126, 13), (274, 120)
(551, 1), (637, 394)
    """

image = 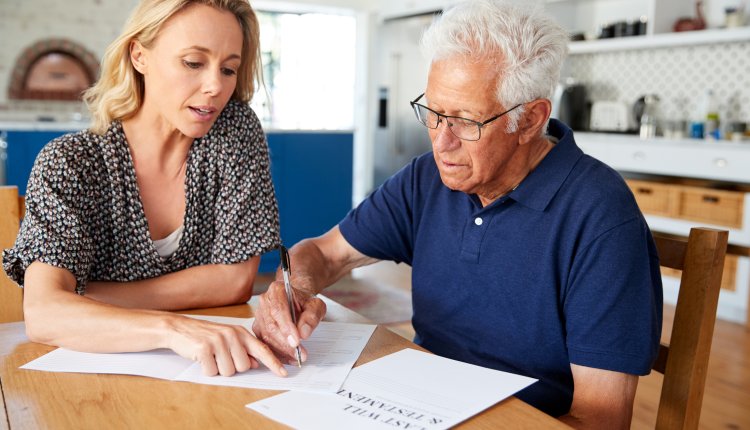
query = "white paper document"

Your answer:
(247, 348), (537, 430)
(21, 316), (375, 393)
